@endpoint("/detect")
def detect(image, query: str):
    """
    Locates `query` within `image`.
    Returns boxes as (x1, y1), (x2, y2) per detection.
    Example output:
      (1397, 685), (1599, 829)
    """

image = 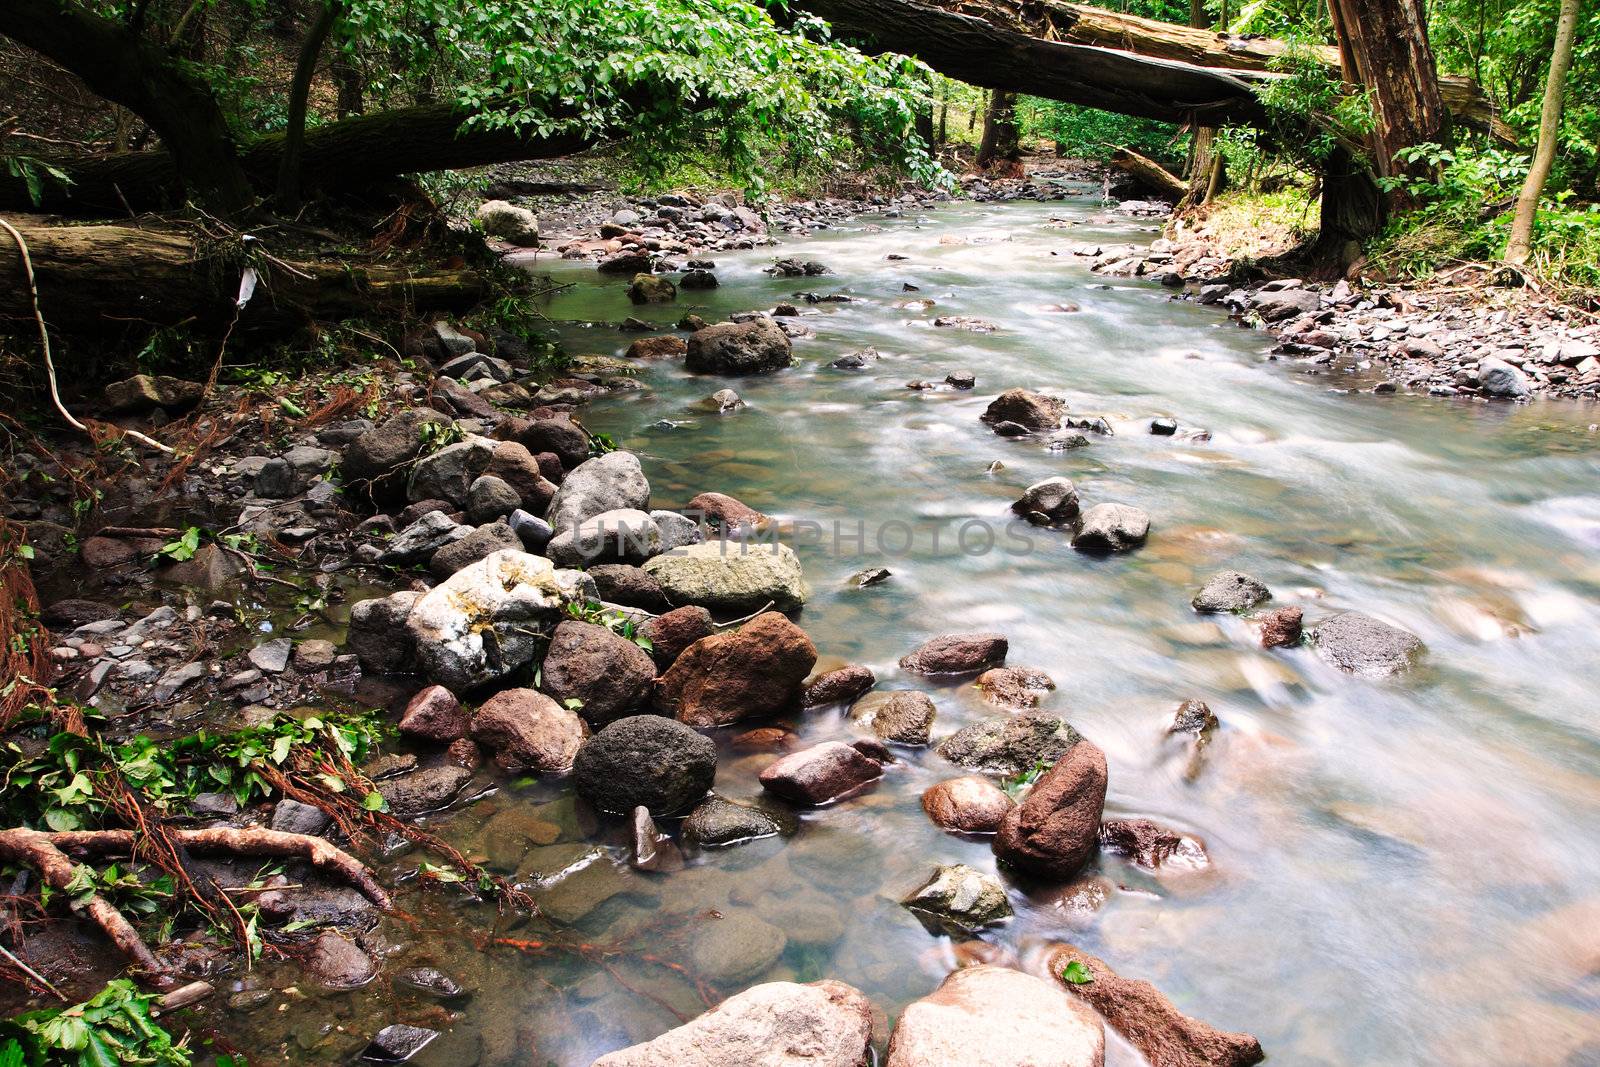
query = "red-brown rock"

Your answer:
(900, 632), (1008, 675)
(759, 741), (883, 805)
(994, 738), (1108, 879)
(922, 776), (1015, 834)
(1256, 606), (1303, 649)
(398, 684), (467, 743)
(470, 688), (586, 775)
(1098, 819), (1209, 871)
(656, 612), (816, 728)
(639, 605), (715, 667)
(625, 335), (688, 360)
(802, 664), (876, 708)
(686, 491), (770, 534)
(486, 441), (558, 513)
(539, 620), (656, 726)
